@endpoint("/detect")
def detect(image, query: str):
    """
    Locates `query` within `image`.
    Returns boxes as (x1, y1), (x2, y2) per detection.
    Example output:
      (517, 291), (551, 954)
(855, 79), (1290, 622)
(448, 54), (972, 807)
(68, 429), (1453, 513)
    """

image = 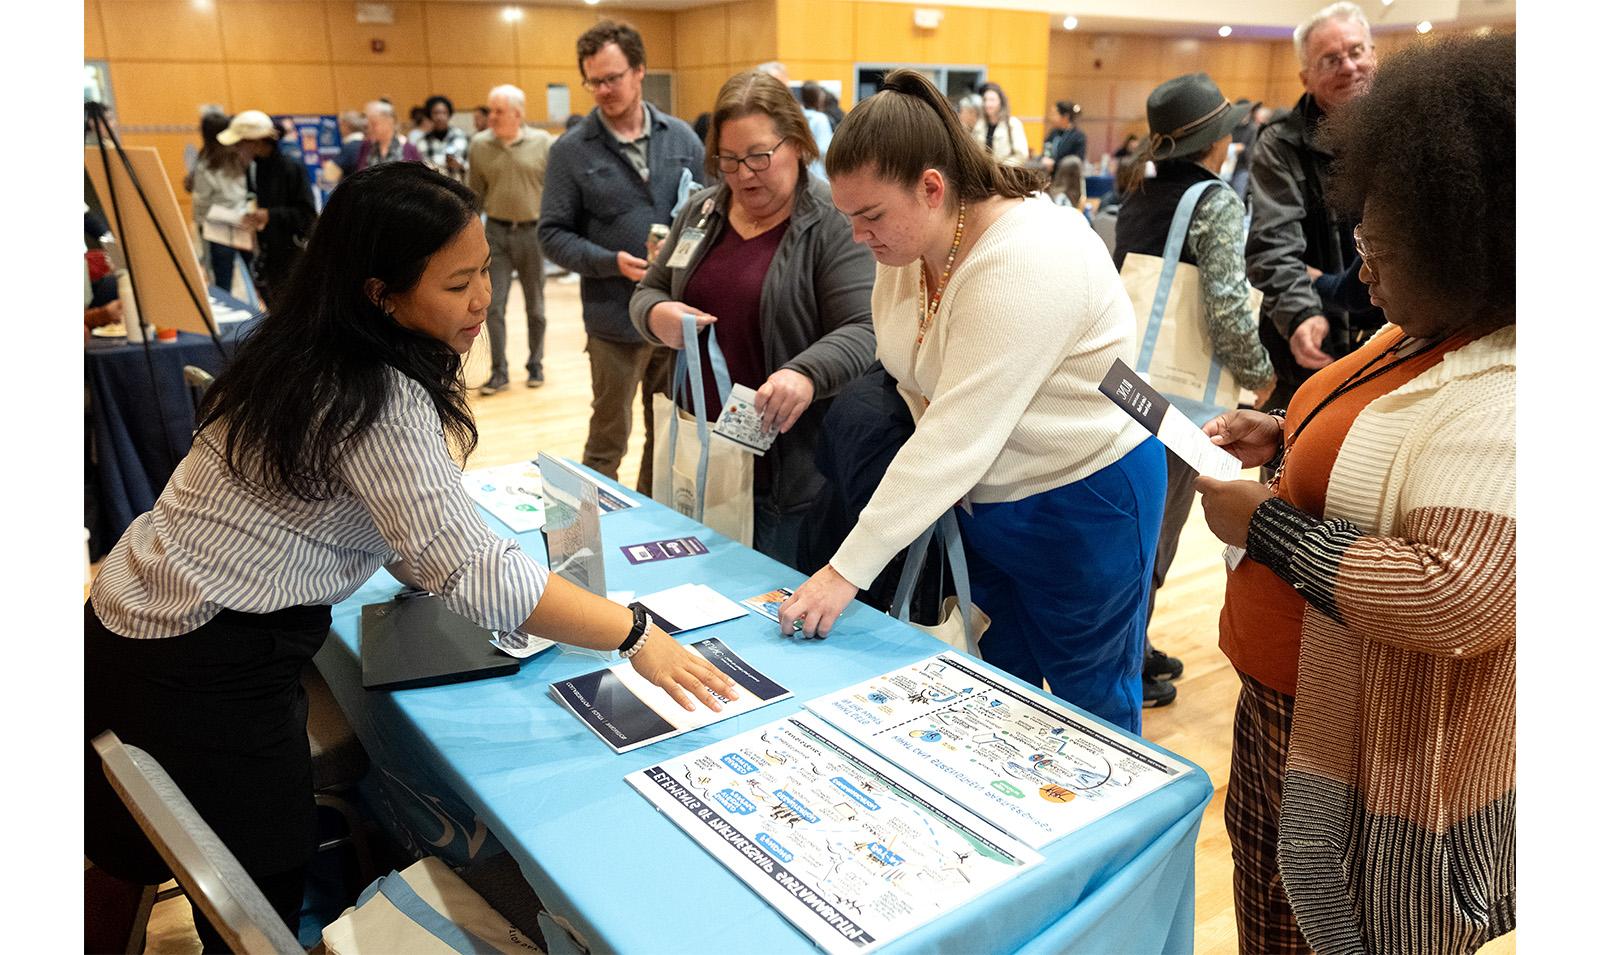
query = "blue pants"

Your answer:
(957, 437), (1165, 734)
